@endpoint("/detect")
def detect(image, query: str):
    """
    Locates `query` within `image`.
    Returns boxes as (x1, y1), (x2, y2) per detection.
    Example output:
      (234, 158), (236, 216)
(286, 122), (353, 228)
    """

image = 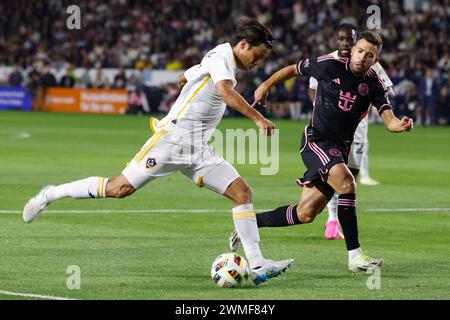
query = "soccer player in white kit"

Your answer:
(308, 24), (395, 240)
(23, 19), (294, 285)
